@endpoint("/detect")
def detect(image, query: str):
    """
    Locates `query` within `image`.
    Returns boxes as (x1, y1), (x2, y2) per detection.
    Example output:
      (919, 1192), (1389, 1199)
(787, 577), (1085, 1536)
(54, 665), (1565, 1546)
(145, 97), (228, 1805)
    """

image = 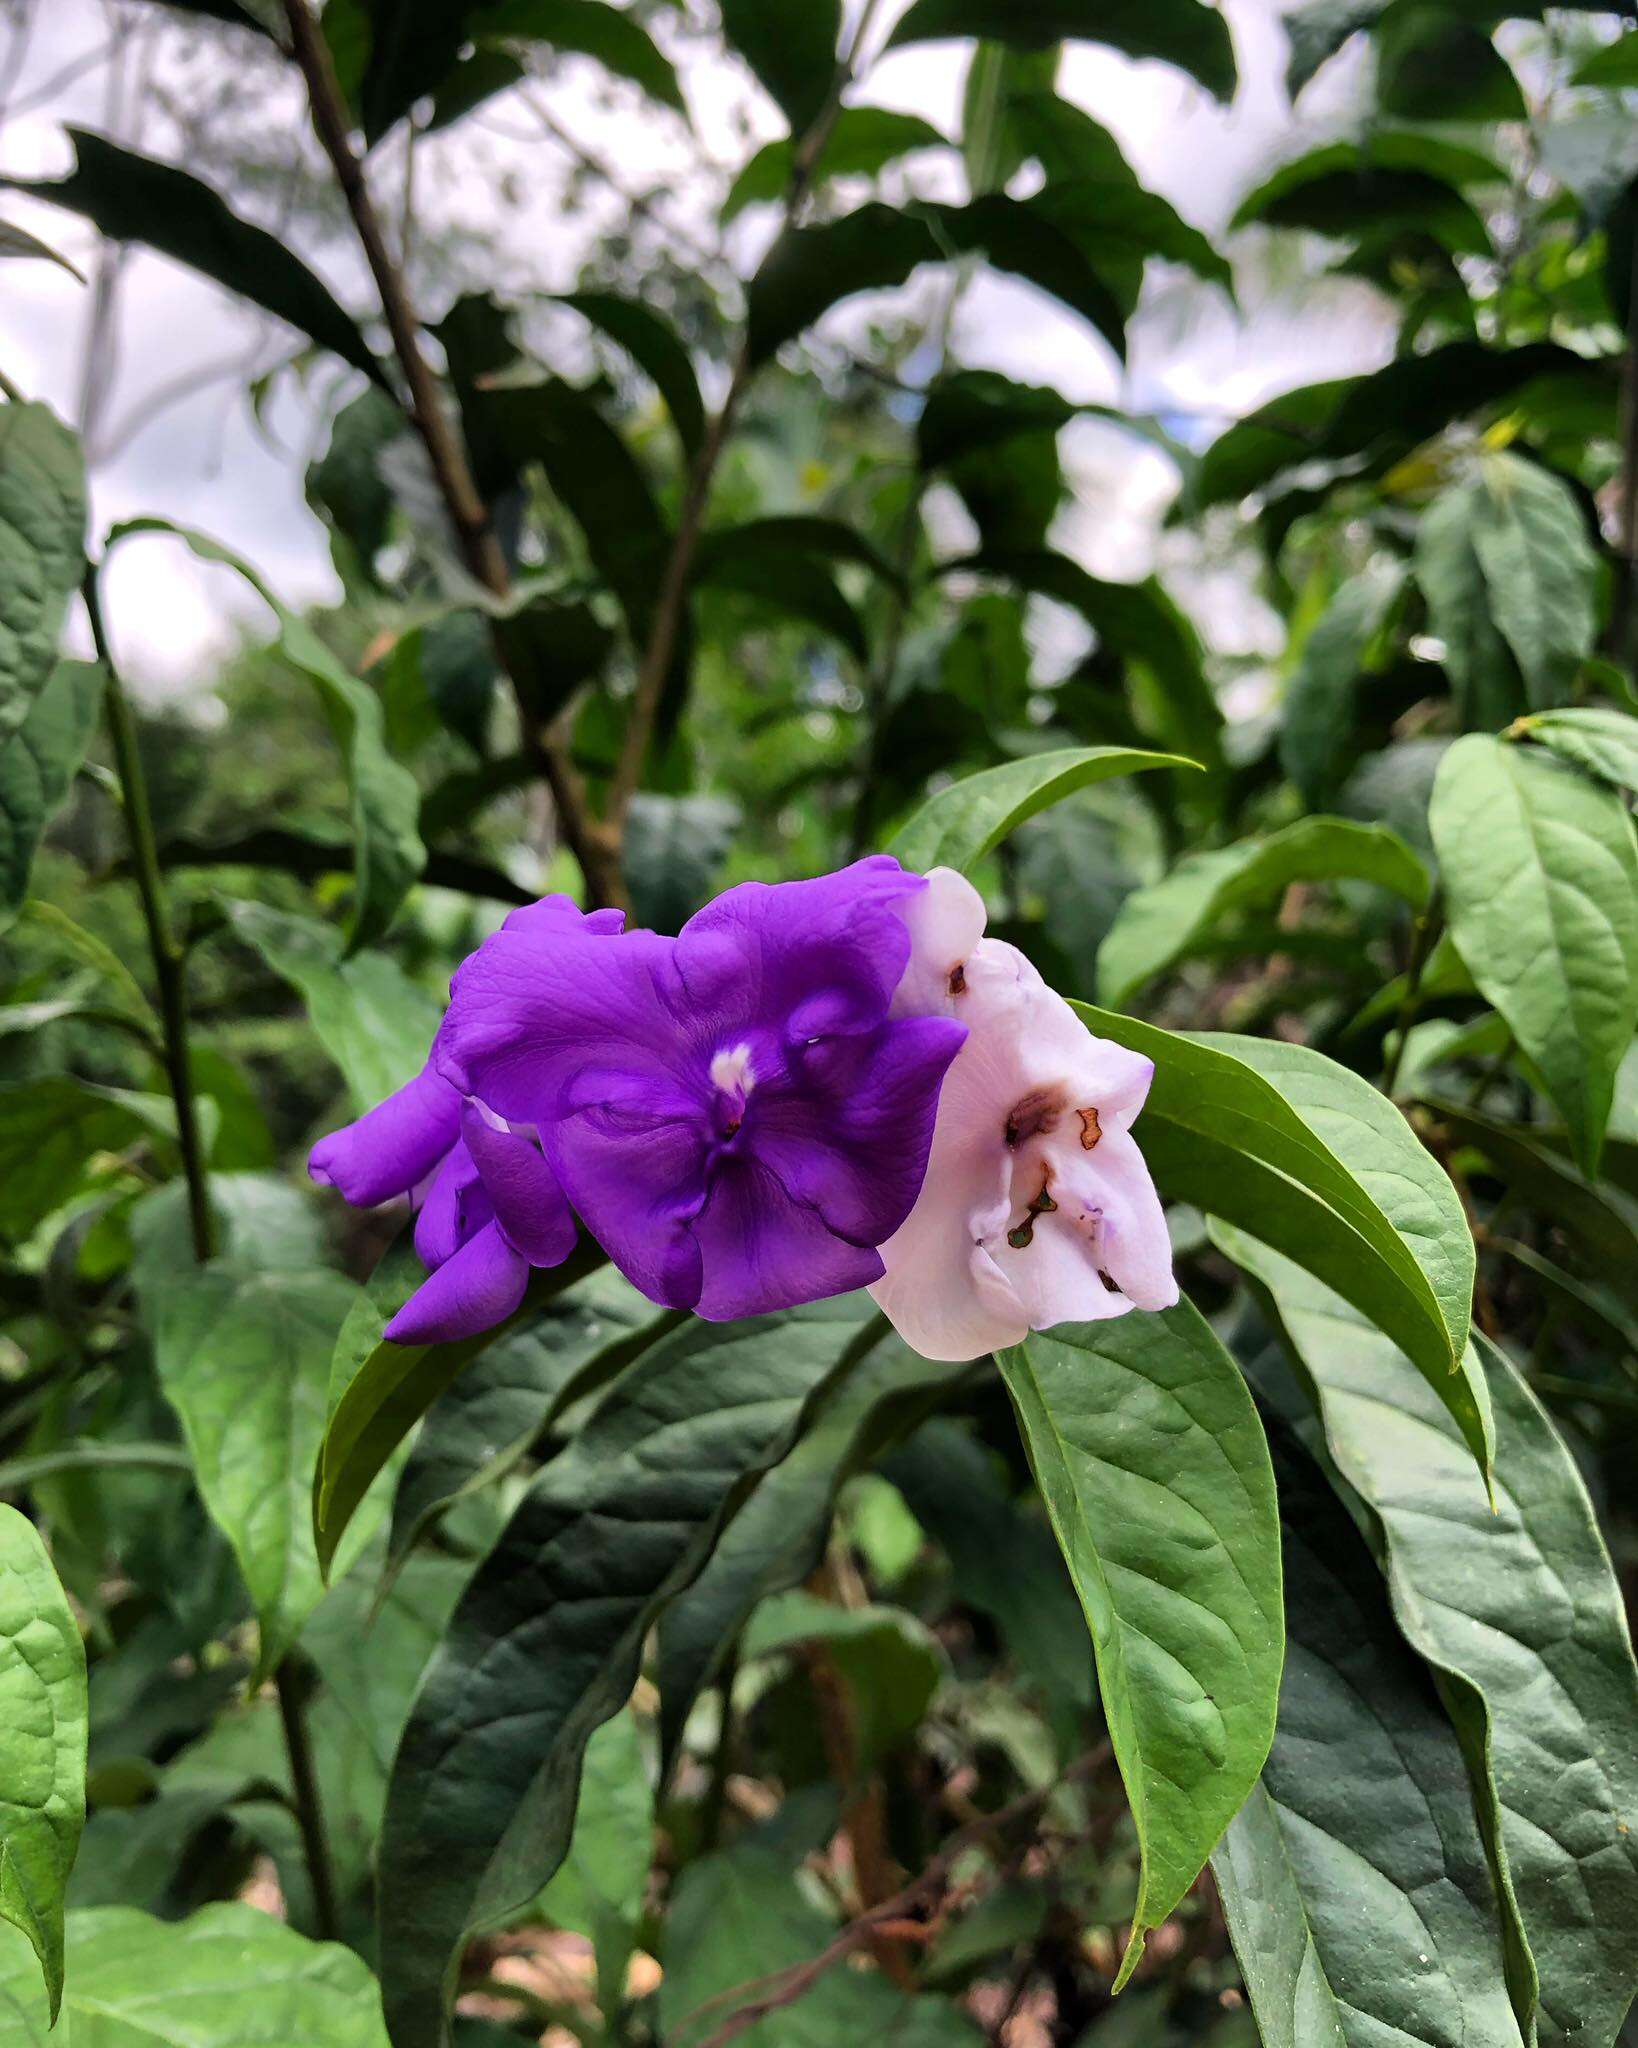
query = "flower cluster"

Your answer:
(310, 858), (1176, 1358)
